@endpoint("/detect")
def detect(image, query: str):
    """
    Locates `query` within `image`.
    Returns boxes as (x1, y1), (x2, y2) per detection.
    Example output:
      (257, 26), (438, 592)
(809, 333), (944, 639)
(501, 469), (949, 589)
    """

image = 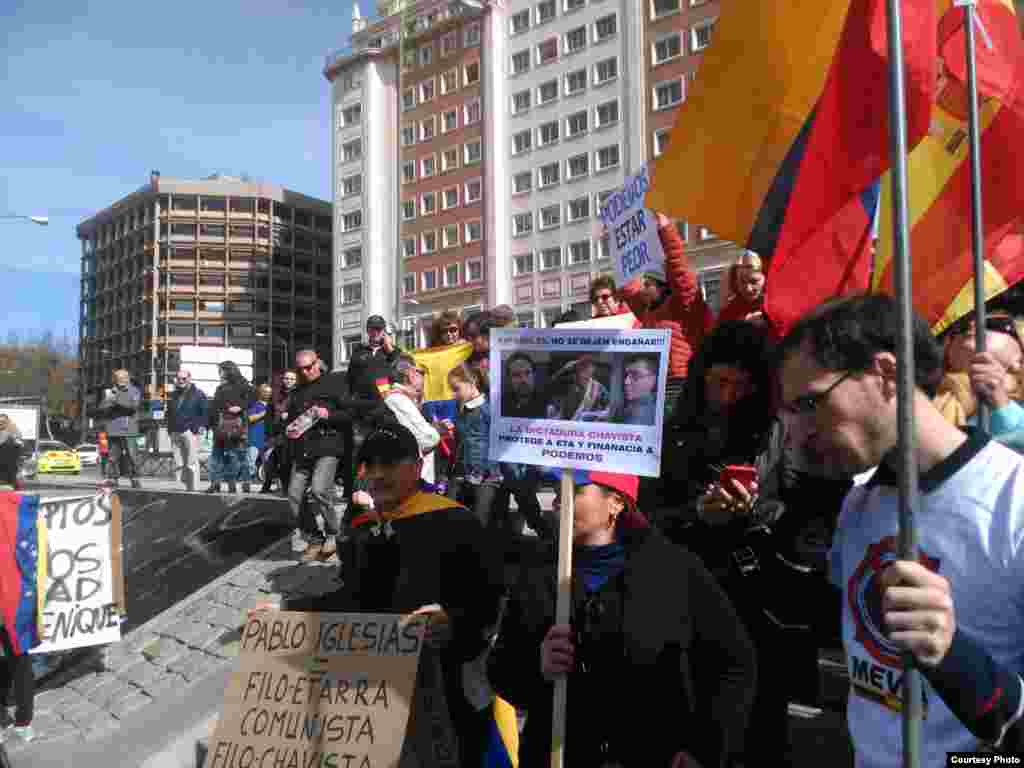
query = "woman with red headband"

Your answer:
(488, 470), (757, 768)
